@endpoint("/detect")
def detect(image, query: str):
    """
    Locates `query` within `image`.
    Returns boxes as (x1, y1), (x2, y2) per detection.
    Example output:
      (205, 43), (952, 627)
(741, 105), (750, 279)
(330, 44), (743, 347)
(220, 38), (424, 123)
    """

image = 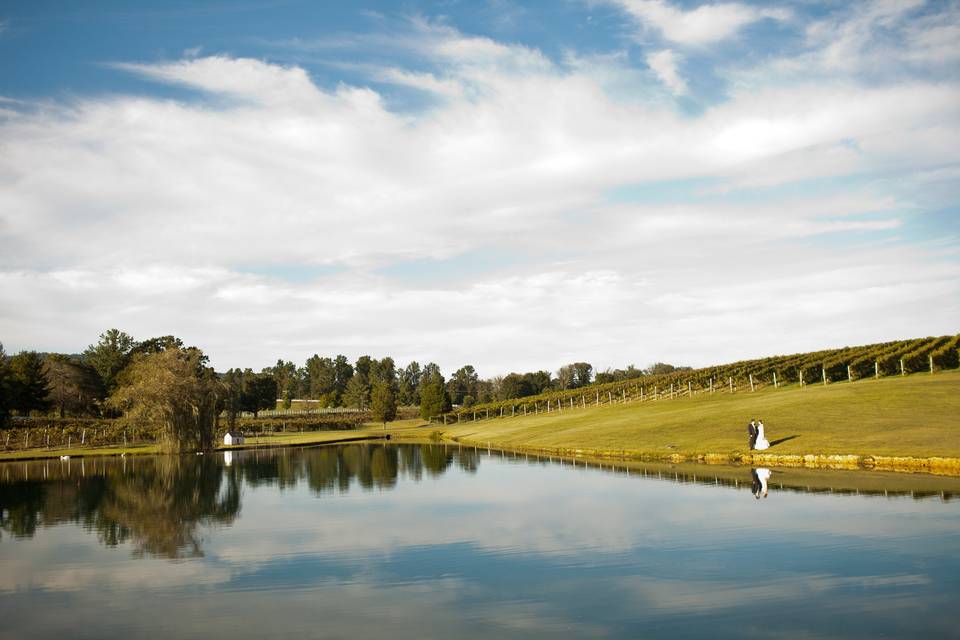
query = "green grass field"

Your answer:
(3, 374), (957, 471)
(439, 371), (960, 460)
